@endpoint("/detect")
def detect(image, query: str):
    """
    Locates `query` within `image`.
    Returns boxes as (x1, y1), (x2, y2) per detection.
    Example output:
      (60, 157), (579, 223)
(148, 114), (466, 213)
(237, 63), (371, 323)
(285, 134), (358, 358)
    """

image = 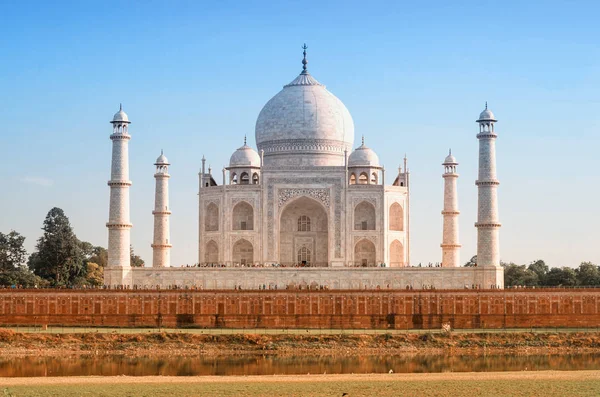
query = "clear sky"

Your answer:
(1, 0), (598, 268)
